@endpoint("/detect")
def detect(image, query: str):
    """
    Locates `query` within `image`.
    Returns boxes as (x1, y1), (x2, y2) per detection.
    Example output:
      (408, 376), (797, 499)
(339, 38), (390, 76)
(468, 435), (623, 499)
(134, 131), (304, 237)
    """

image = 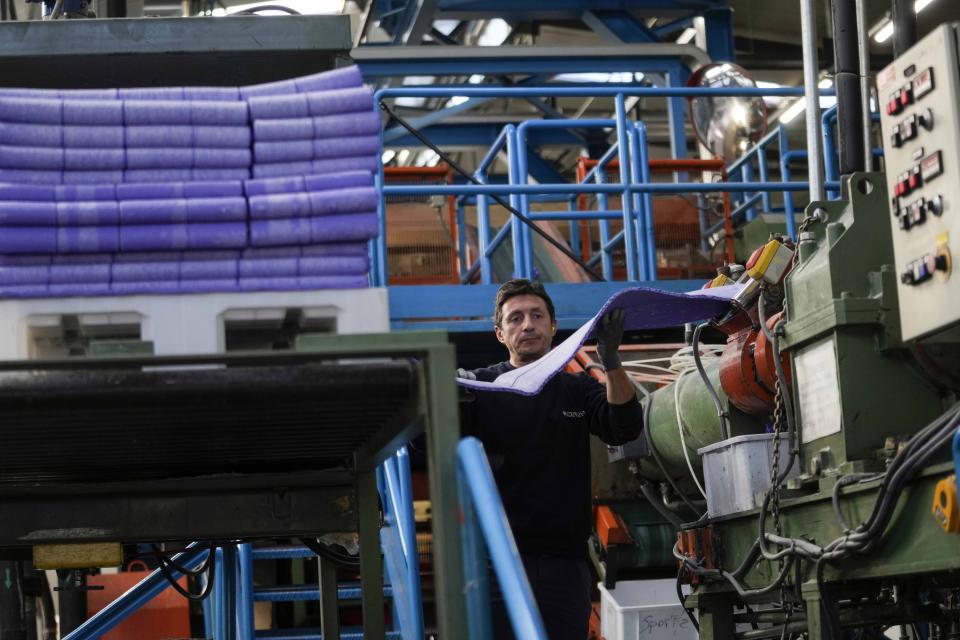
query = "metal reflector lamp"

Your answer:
(687, 63), (768, 161)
